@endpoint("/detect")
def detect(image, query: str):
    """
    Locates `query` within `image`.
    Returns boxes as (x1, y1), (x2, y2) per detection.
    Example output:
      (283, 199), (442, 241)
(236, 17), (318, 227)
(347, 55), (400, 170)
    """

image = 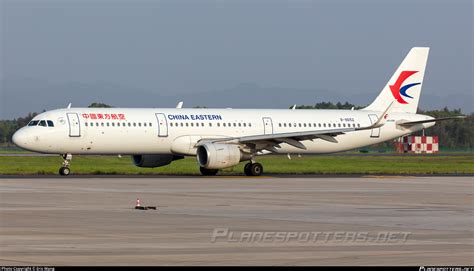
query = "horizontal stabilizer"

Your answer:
(398, 116), (466, 126)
